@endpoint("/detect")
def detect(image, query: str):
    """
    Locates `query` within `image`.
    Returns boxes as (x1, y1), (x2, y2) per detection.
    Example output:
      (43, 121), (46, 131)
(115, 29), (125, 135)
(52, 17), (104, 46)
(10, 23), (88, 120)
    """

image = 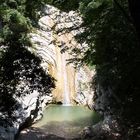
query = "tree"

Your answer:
(0, 0), (55, 127)
(0, 46), (55, 126)
(0, 0), (47, 47)
(48, 0), (140, 138)
(80, 0), (140, 127)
